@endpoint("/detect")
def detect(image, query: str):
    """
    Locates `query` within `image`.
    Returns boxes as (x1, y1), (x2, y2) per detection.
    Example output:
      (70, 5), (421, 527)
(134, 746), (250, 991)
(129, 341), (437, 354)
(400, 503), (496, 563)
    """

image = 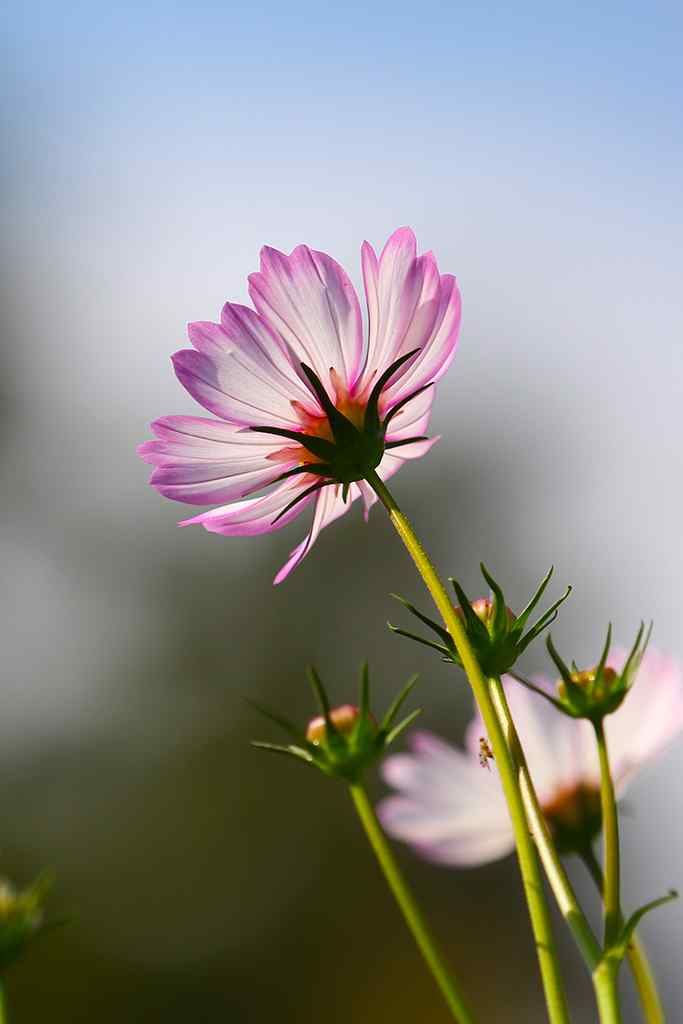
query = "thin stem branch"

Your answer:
(582, 842), (664, 1022)
(365, 469), (570, 1024)
(594, 720), (620, 948)
(349, 783), (475, 1024)
(488, 676), (602, 970)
